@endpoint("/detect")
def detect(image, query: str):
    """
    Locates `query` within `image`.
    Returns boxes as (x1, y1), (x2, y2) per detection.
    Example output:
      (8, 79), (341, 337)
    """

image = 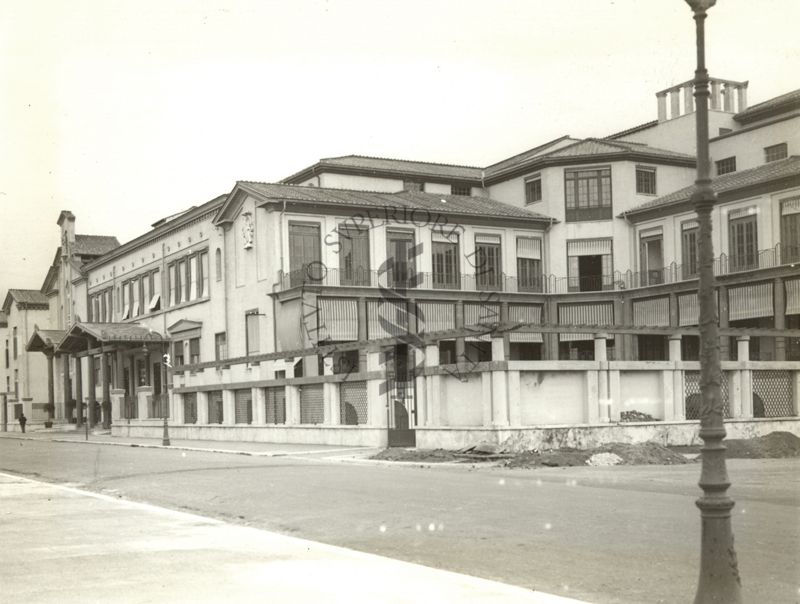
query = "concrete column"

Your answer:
(171, 392), (184, 424)
(61, 353), (71, 420)
(455, 300), (465, 362)
(414, 346), (427, 427)
(366, 351), (387, 428)
(670, 88), (681, 119)
(102, 352), (112, 428)
(657, 92), (668, 121)
(323, 356), (339, 425)
(46, 353), (55, 421)
(115, 350), (124, 389)
(736, 84), (748, 112)
(490, 336), (508, 426)
(87, 354), (96, 427)
(137, 386), (152, 419)
(612, 298), (625, 361)
(594, 334), (609, 422)
(710, 80), (721, 110)
(500, 301), (510, 359)
(723, 83), (734, 111)
(253, 387), (266, 424)
(683, 84), (694, 114)
(75, 356), (83, 427)
(669, 335), (682, 361)
(195, 391), (208, 424)
(222, 390), (235, 425)
(424, 344), (440, 426)
(545, 298), (559, 360)
(774, 278), (786, 361)
(737, 336), (752, 418)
